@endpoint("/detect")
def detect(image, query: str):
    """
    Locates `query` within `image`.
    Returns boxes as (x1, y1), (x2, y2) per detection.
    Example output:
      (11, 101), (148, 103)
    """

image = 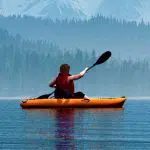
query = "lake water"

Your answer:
(0, 99), (150, 150)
